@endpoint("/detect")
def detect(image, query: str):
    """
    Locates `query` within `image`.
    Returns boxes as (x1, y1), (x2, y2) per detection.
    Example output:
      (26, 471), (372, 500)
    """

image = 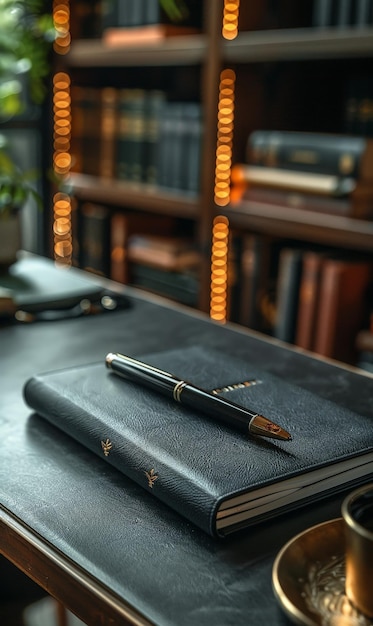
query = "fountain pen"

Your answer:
(105, 352), (292, 442)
